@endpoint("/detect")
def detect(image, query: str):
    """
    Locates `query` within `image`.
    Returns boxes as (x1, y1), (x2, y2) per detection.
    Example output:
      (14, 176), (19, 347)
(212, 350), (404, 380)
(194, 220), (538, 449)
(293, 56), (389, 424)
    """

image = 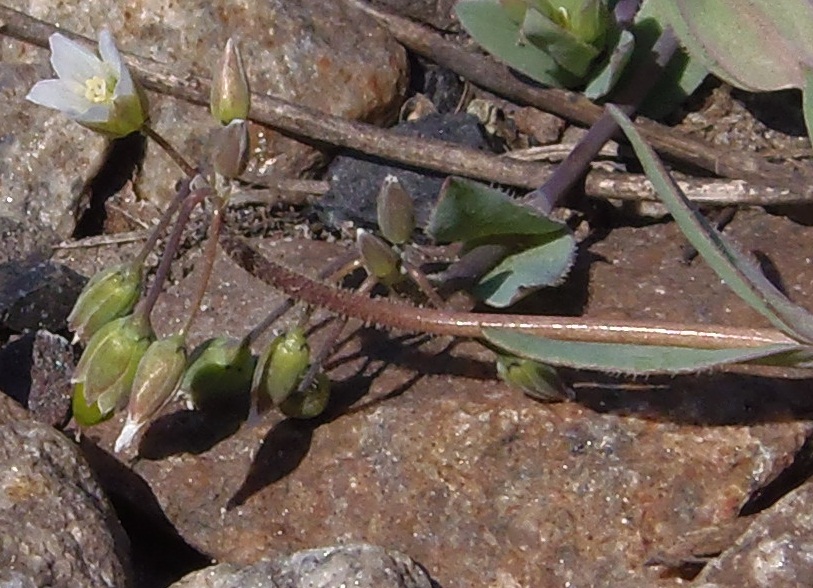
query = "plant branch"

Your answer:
(346, 0), (813, 193)
(221, 234), (796, 350)
(4, 6), (813, 207)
